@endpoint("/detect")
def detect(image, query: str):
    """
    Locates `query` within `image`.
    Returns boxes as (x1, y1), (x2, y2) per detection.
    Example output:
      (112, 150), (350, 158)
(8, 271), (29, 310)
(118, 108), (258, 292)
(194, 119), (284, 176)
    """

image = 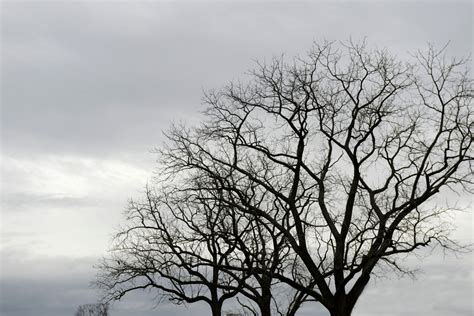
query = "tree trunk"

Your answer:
(210, 303), (222, 316)
(259, 298), (272, 316)
(330, 306), (353, 316)
(329, 294), (353, 316)
(329, 272), (369, 316)
(329, 299), (356, 316)
(259, 277), (272, 316)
